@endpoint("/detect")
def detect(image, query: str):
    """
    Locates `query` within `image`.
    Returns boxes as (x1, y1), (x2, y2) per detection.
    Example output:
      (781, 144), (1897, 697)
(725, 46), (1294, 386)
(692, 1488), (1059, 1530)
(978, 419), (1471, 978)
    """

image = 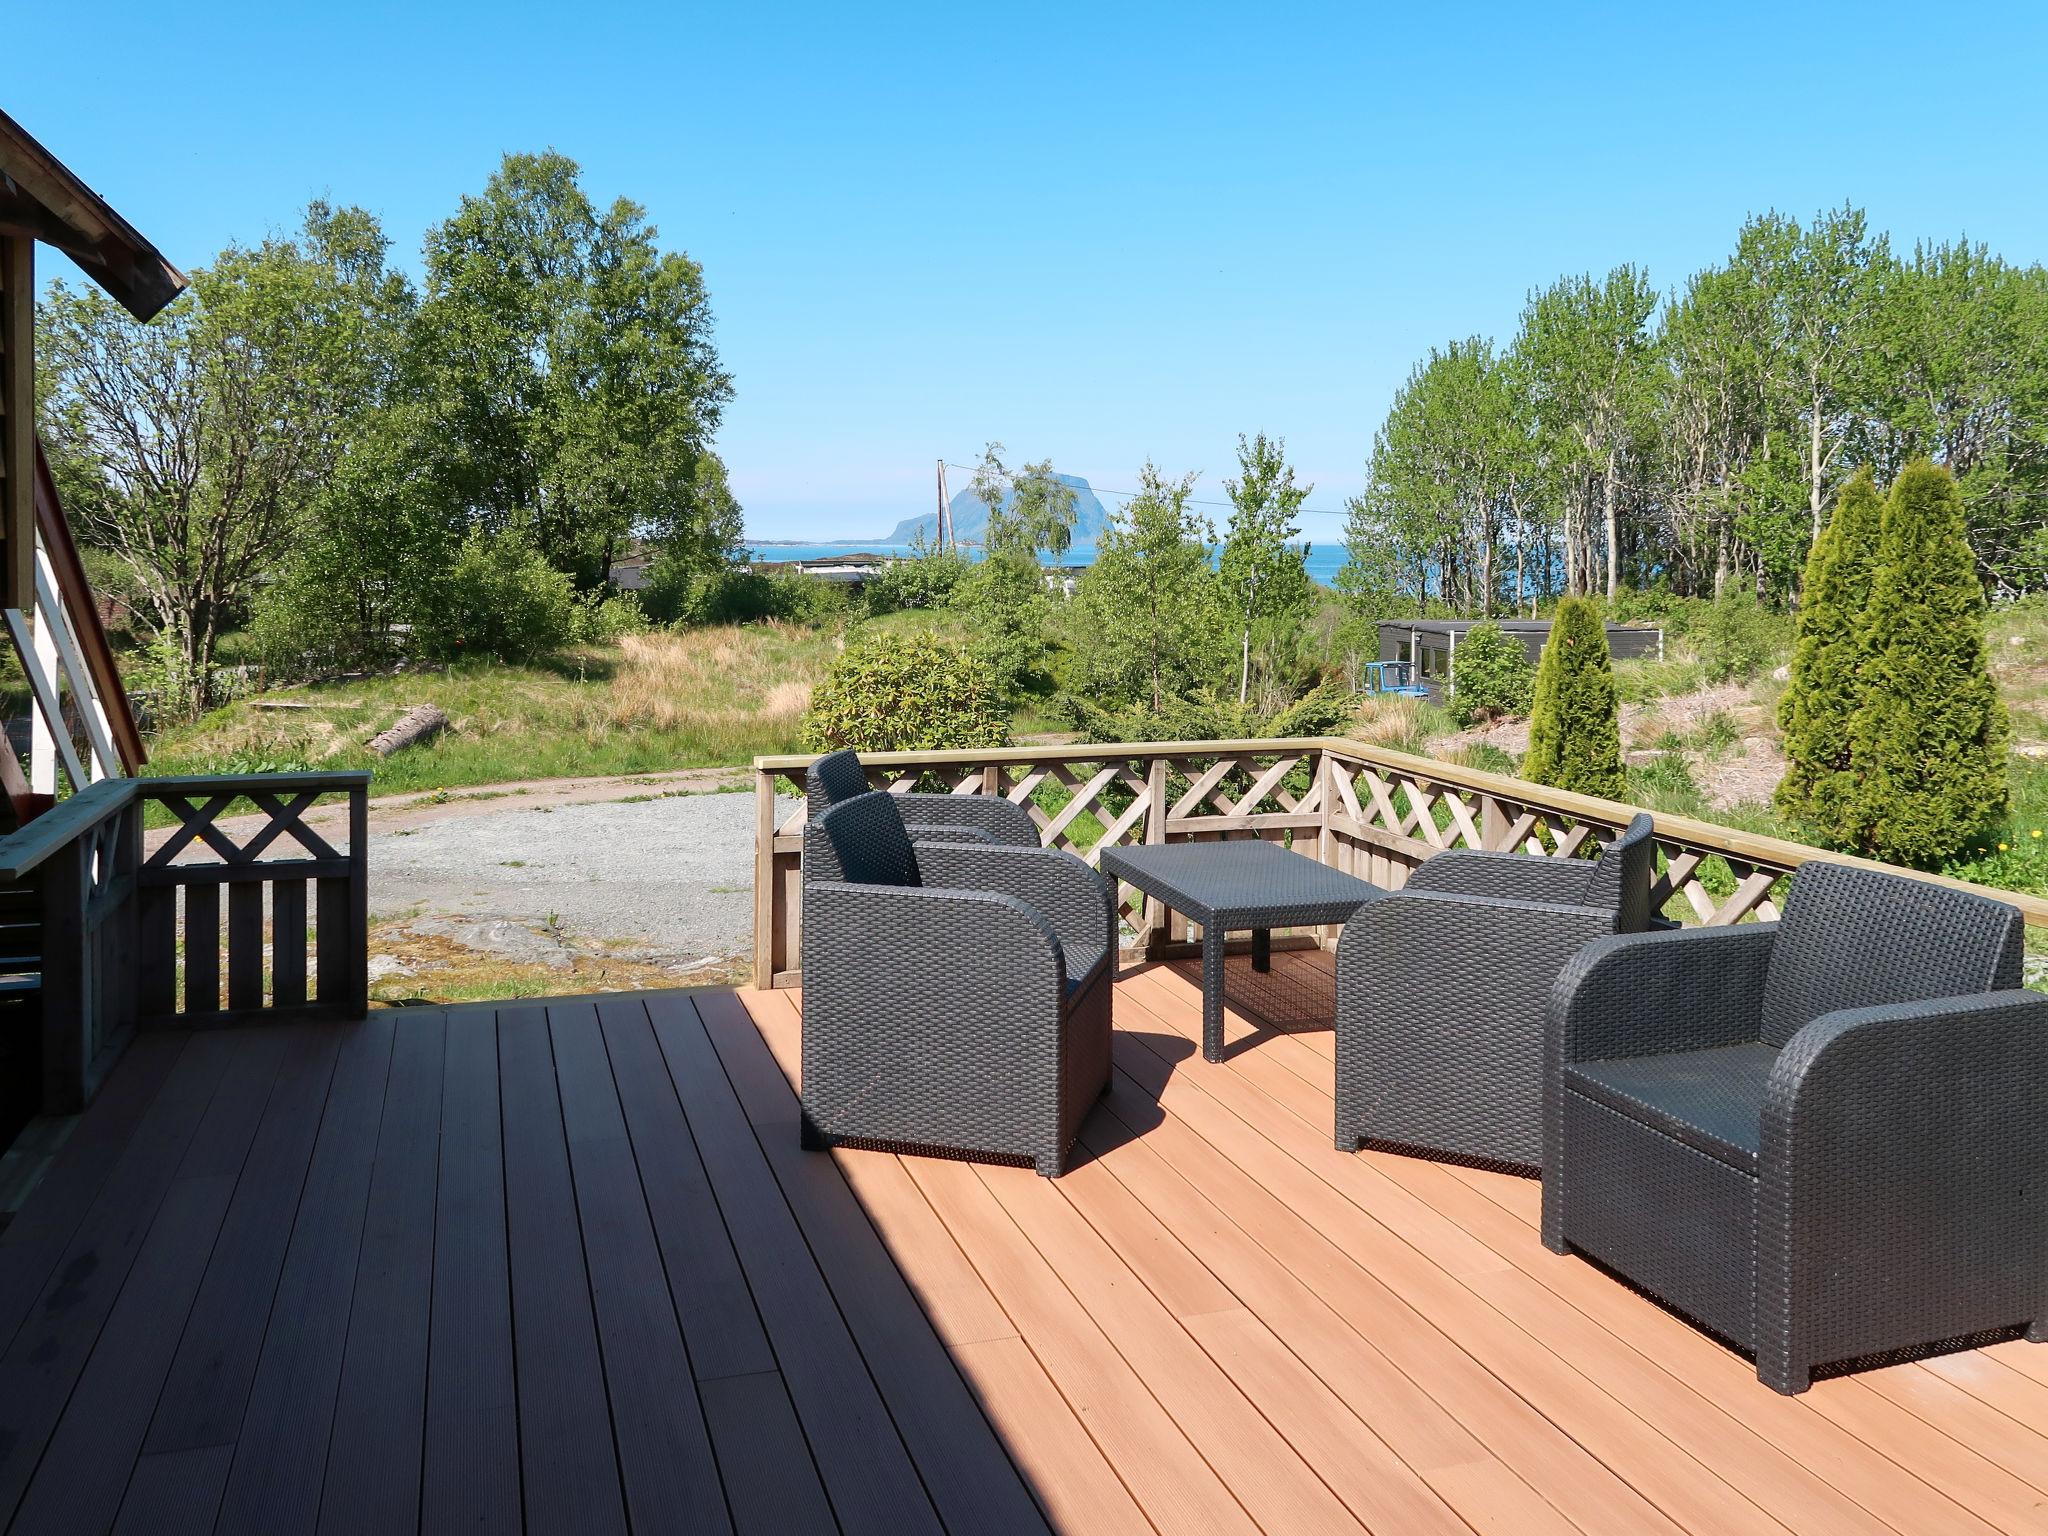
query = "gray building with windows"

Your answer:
(1376, 619), (1663, 703)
